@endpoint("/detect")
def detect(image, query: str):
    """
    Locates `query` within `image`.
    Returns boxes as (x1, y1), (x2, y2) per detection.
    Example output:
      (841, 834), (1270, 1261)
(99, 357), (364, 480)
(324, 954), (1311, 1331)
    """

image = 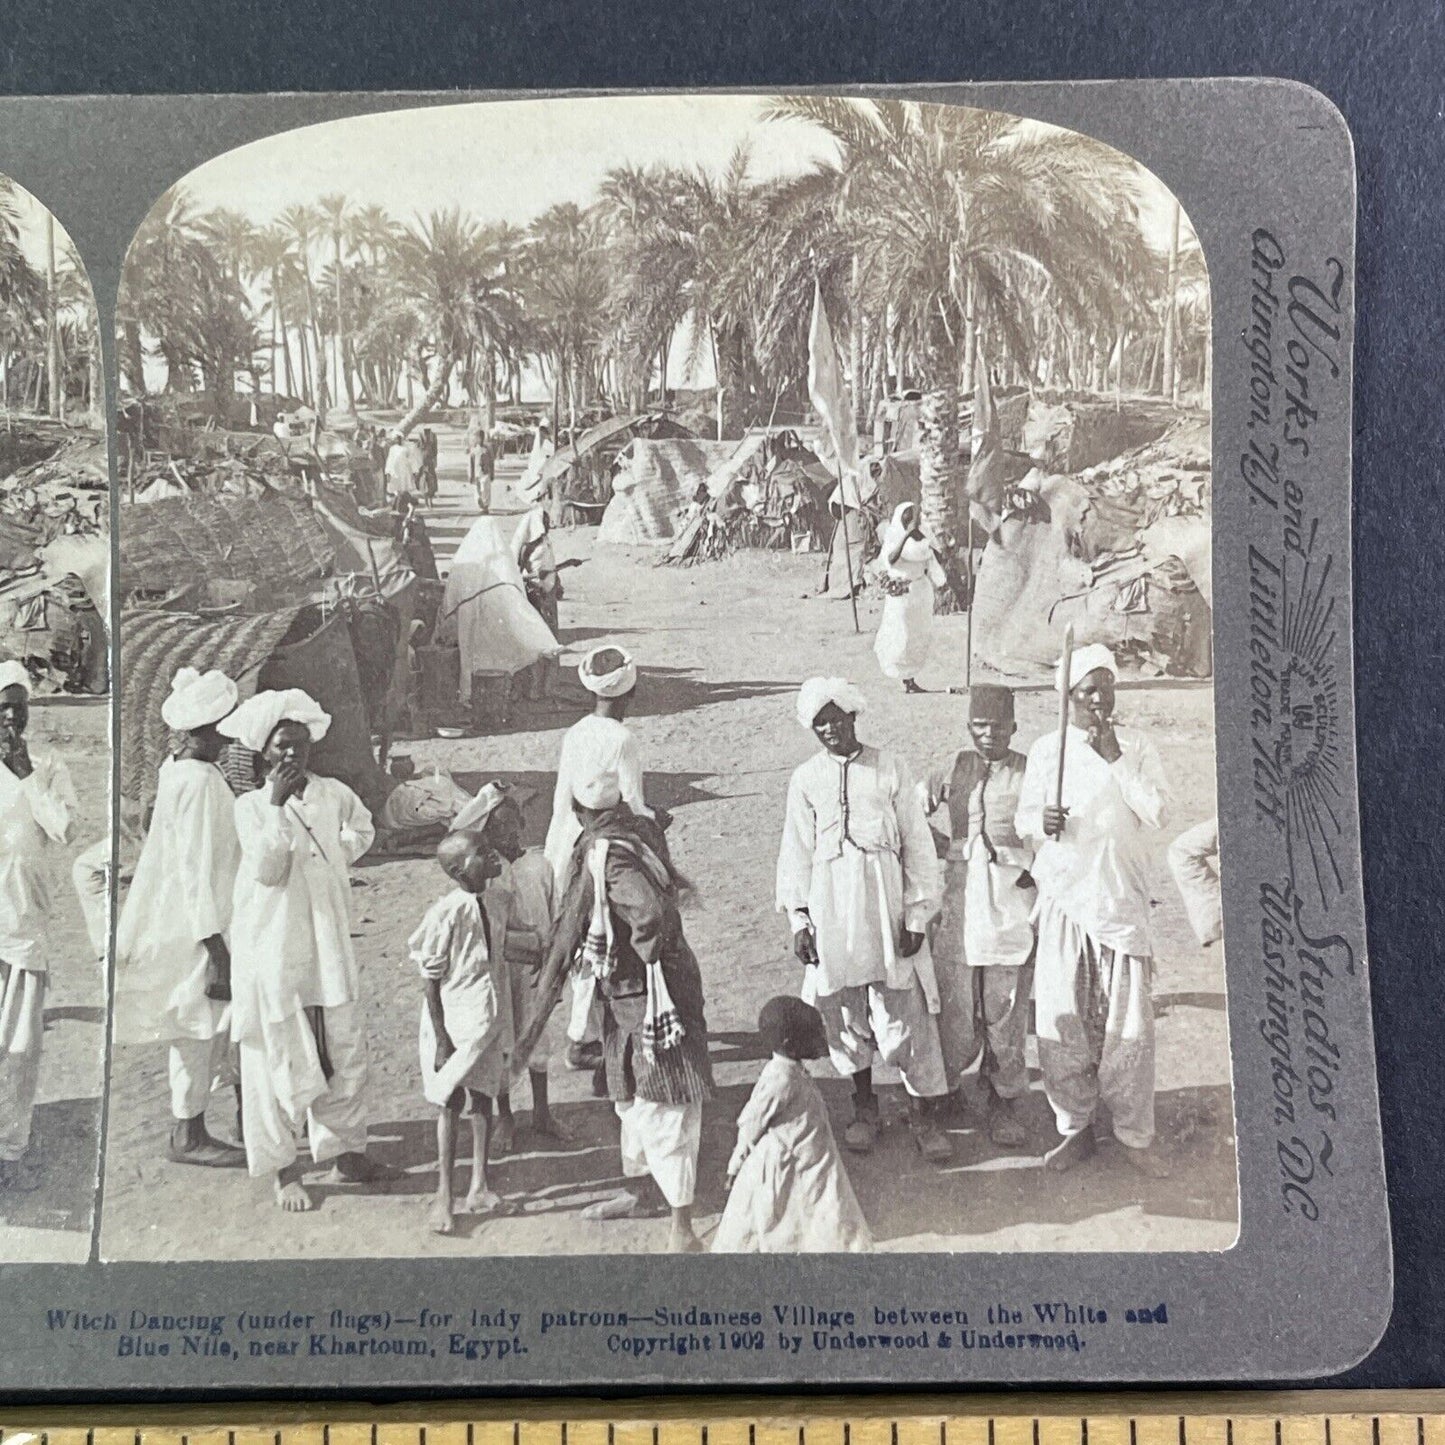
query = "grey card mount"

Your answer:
(0, 79), (1387, 1390)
